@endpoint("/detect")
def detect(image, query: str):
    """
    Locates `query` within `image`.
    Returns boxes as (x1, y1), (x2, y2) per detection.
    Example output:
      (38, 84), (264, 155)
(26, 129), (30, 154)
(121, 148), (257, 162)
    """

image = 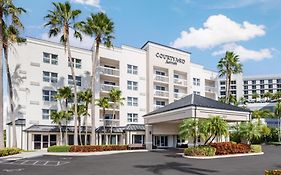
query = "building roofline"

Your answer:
(141, 41), (191, 54)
